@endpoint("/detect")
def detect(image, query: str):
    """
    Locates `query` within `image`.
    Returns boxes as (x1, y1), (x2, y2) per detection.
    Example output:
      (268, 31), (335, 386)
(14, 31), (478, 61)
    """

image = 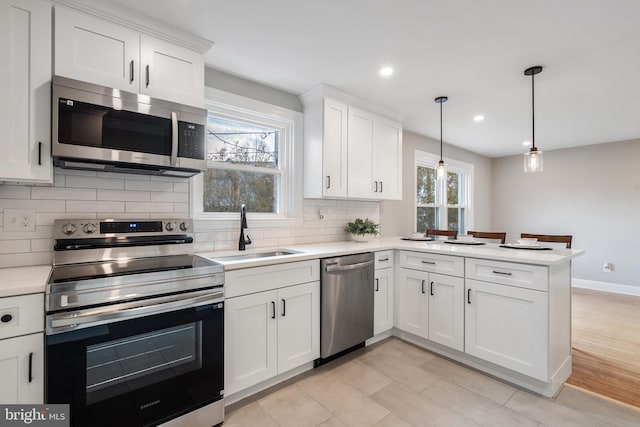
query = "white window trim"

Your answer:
(191, 86), (304, 228)
(414, 149), (474, 233)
